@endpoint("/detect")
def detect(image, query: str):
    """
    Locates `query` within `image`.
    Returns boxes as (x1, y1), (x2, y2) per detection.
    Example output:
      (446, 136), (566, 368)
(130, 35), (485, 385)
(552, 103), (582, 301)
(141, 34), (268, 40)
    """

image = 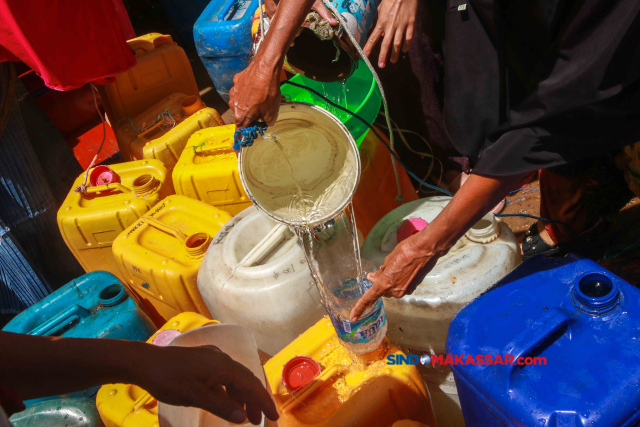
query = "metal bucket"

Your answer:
(238, 103), (360, 227)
